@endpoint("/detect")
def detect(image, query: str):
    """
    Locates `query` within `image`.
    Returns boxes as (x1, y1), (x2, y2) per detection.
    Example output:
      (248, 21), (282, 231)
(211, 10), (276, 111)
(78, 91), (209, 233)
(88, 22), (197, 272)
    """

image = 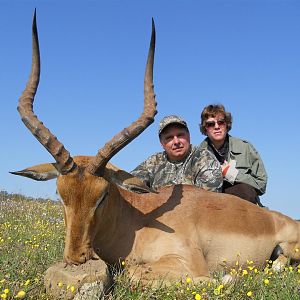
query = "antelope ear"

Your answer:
(10, 163), (60, 181)
(103, 163), (158, 194)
